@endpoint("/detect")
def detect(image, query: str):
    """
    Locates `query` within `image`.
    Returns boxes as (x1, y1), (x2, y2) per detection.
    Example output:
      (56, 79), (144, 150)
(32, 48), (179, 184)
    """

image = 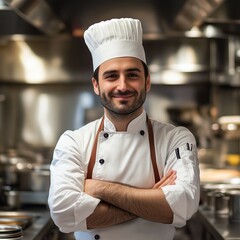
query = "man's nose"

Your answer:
(118, 75), (128, 91)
